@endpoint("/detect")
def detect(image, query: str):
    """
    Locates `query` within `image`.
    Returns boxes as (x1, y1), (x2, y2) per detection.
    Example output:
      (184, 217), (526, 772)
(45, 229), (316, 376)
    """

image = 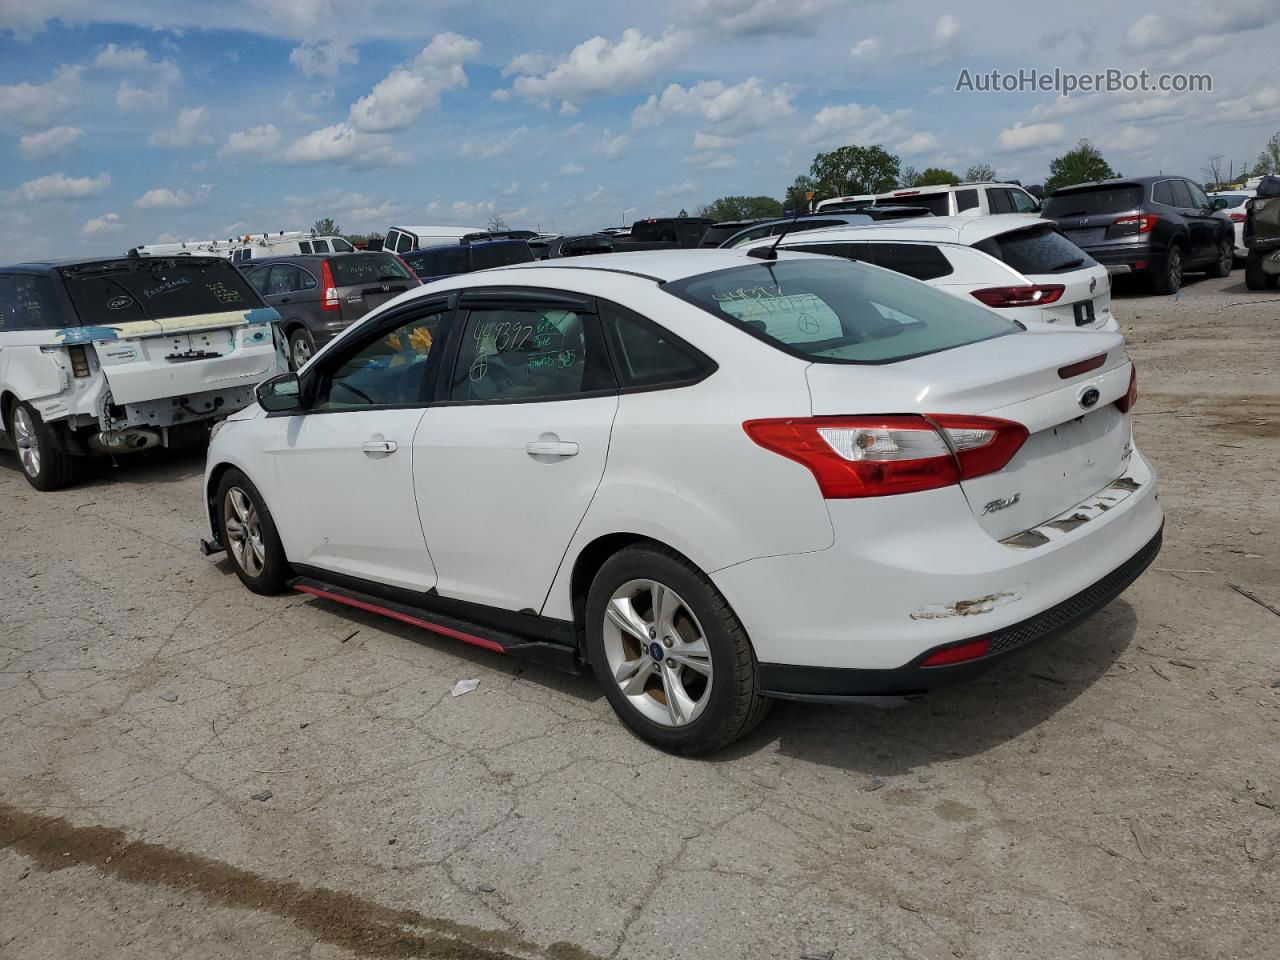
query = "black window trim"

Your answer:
(595, 297), (718, 395)
(785, 240), (957, 283)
